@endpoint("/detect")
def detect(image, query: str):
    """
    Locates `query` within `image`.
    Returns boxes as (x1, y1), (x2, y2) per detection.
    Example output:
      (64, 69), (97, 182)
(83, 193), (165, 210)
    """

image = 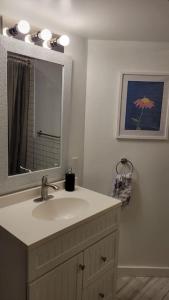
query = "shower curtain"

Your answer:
(8, 56), (31, 175)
